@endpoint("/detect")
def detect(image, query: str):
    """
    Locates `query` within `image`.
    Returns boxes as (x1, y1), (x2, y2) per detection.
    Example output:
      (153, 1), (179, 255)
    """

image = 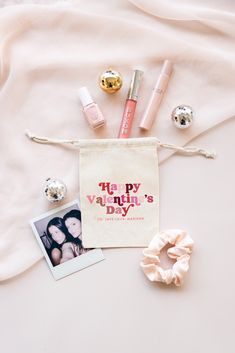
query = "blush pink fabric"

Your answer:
(140, 229), (194, 286)
(0, 0), (234, 280)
